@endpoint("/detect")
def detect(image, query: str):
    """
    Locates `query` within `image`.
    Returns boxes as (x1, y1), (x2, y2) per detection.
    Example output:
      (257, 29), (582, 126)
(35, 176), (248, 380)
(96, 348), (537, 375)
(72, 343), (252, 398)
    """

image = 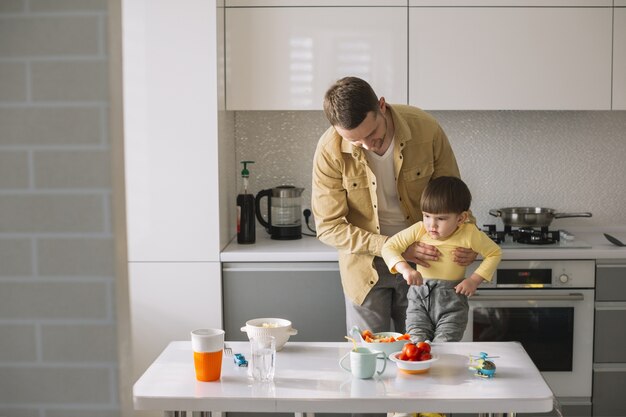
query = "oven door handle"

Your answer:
(470, 293), (585, 301)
